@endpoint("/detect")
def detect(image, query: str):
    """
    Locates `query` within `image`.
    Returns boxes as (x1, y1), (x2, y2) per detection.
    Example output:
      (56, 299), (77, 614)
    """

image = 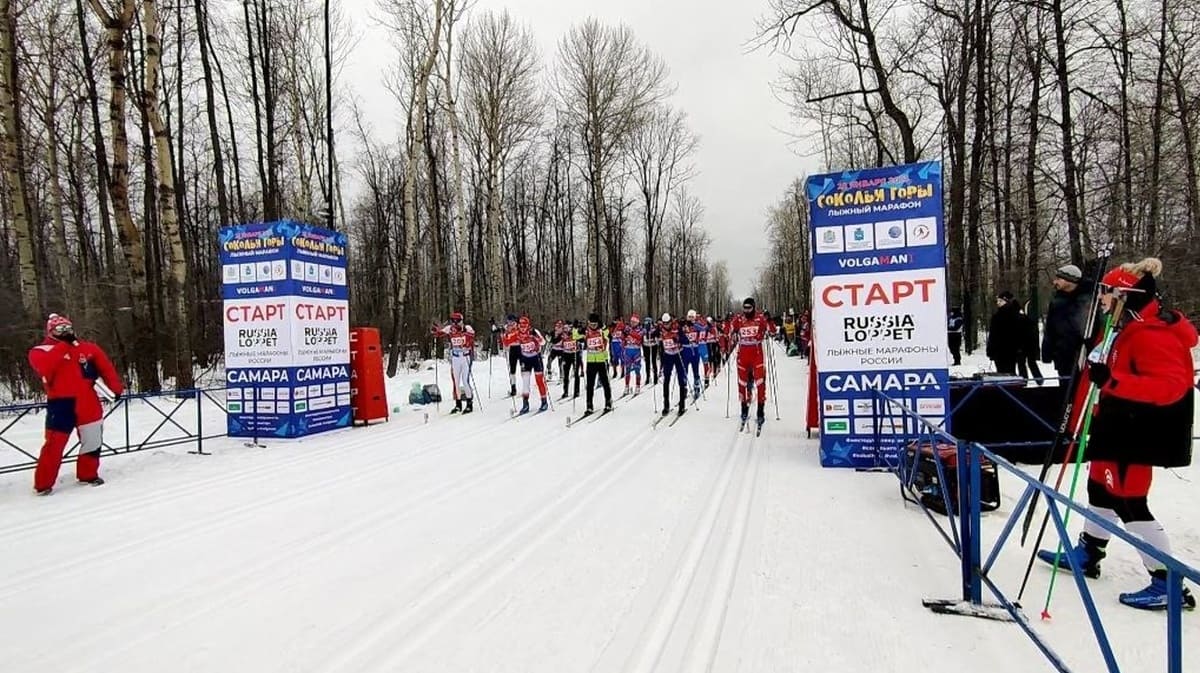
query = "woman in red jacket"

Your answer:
(1038, 258), (1196, 610)
(27, 314), (125, 495)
